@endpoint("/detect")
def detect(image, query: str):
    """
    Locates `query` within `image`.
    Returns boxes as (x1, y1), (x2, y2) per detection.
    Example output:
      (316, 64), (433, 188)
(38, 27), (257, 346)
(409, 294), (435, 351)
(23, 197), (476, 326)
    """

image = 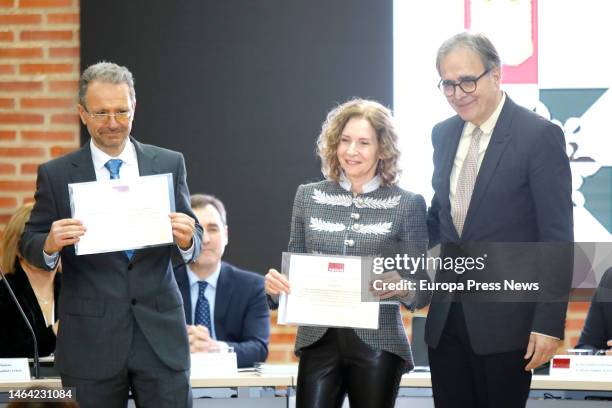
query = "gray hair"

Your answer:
(190, 194), (227, 226)
(436, 32), (501, 75)
(79, 61), (136, 108)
